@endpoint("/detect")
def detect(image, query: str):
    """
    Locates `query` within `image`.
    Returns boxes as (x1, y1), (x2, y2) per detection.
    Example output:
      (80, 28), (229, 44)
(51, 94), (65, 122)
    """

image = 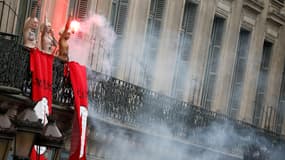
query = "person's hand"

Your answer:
(51, 29), (55, 36)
